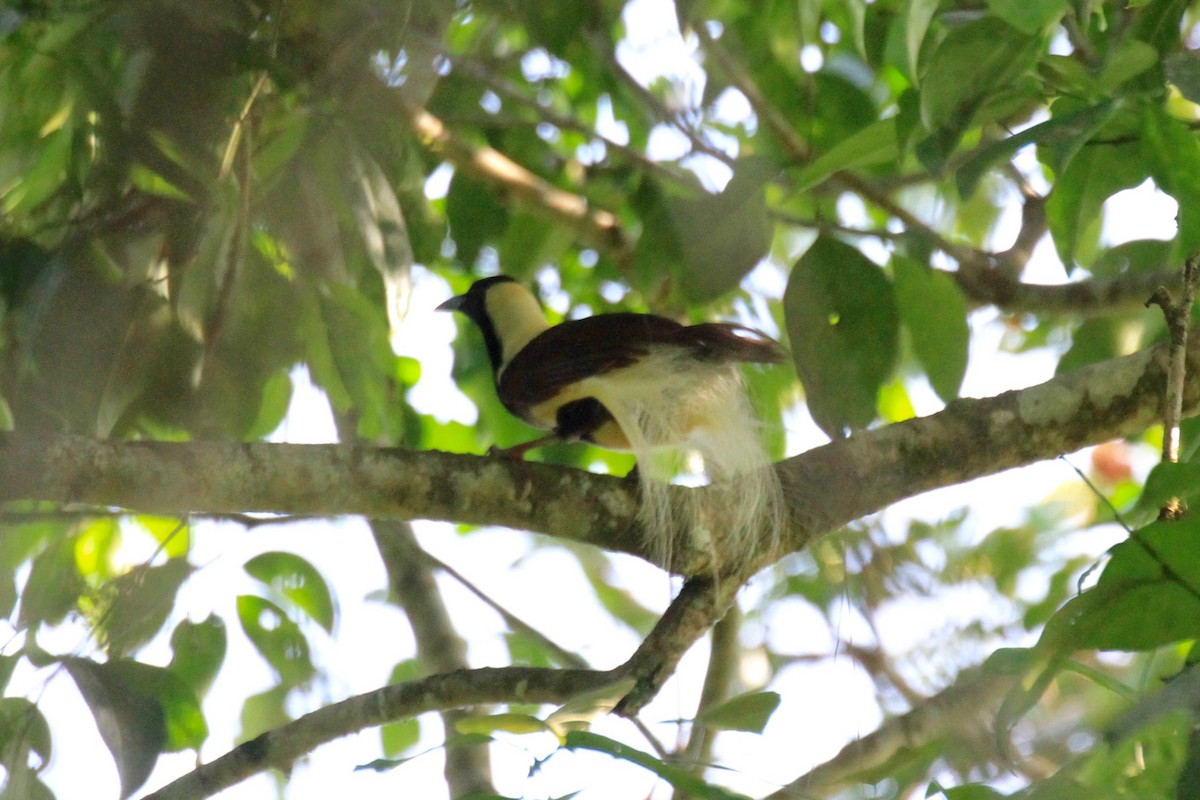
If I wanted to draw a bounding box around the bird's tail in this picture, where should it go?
[590,352,784,575]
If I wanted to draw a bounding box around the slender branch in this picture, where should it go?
[142,666,619,800]
[675,604,740,784]
[419,547,587,669]
[403,105,632,263]
[693,23,810,164]
[334,396,495,795]
[616,576,740,716]
[371,518,495,795]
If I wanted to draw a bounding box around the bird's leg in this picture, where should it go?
[487,434,561,501]
[487,433,560,461]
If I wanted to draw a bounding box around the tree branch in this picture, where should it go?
[1,331,1195,573]
[143,666,619,800]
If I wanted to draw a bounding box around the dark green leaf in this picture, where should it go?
[785,236,899,437]
[1056,316,1147,375]
[236,595,315,686]
[956,101,1117,198]
[103,559,195,658]
[891,256,968,401]
[0,697,52,769]
[18,537,85,629]
[446,172,508,267]
[695,691,781,734]
[919,17,1039,131]
[244,551,336,633]
[672,159,776,303]
[62,657,167,797]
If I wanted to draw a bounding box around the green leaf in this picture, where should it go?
[674,159,777,303]
[0,697,52,769]
[18,537,86,629]
[919,17,1039,131]
[240,684,291,741]
[244,551,336,633]
[1138,462,1200,515]
[167,615,227,697]
[986,0,1067,35]
[784,236,899,437]
[446,171,508,267]
[1056,316,1148,376]
[695,691,781,734]
[904,0,939,82]
[1035,518,1200,653]
[128,163,193,201]
[63,658,173,797]
[1141,105,1200,259]
[794,118,899,190]
[244,369,294,441]
[891,256,969,402]
[564,731,750,800]
[236,595,315,686]
[955,100,1117,198]
[1095,39,1160,95]
[133,515,190,560]
[102,559,195,658]
[1044,141,1145,270]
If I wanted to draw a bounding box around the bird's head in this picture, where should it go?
[438,275,550,373]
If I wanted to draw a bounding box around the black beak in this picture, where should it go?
[436,294,466,312]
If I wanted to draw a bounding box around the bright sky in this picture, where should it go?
[6,1,1185,799]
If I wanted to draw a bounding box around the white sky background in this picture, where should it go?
[6,1,1187,798]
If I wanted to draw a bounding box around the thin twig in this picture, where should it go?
[1145,254,1200,518]
[417,548,588,669]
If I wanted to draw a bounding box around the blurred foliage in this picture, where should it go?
[2,0,1200,798]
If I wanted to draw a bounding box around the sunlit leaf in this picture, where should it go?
[244,551,336,633]
[236,595,316,686]
[168,615,228,697]
[695,691,781,734]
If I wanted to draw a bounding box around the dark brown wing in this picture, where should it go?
[497,313,673,414]
[496,312,783,417]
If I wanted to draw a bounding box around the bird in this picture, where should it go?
[438,274,786,573]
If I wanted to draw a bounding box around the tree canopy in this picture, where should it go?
[4,0,1200,798]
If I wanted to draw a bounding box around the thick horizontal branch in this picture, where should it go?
[144,666,617,800]
[0,436,647,557]
[782,331,1187,538]
[0,333,1193,574]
